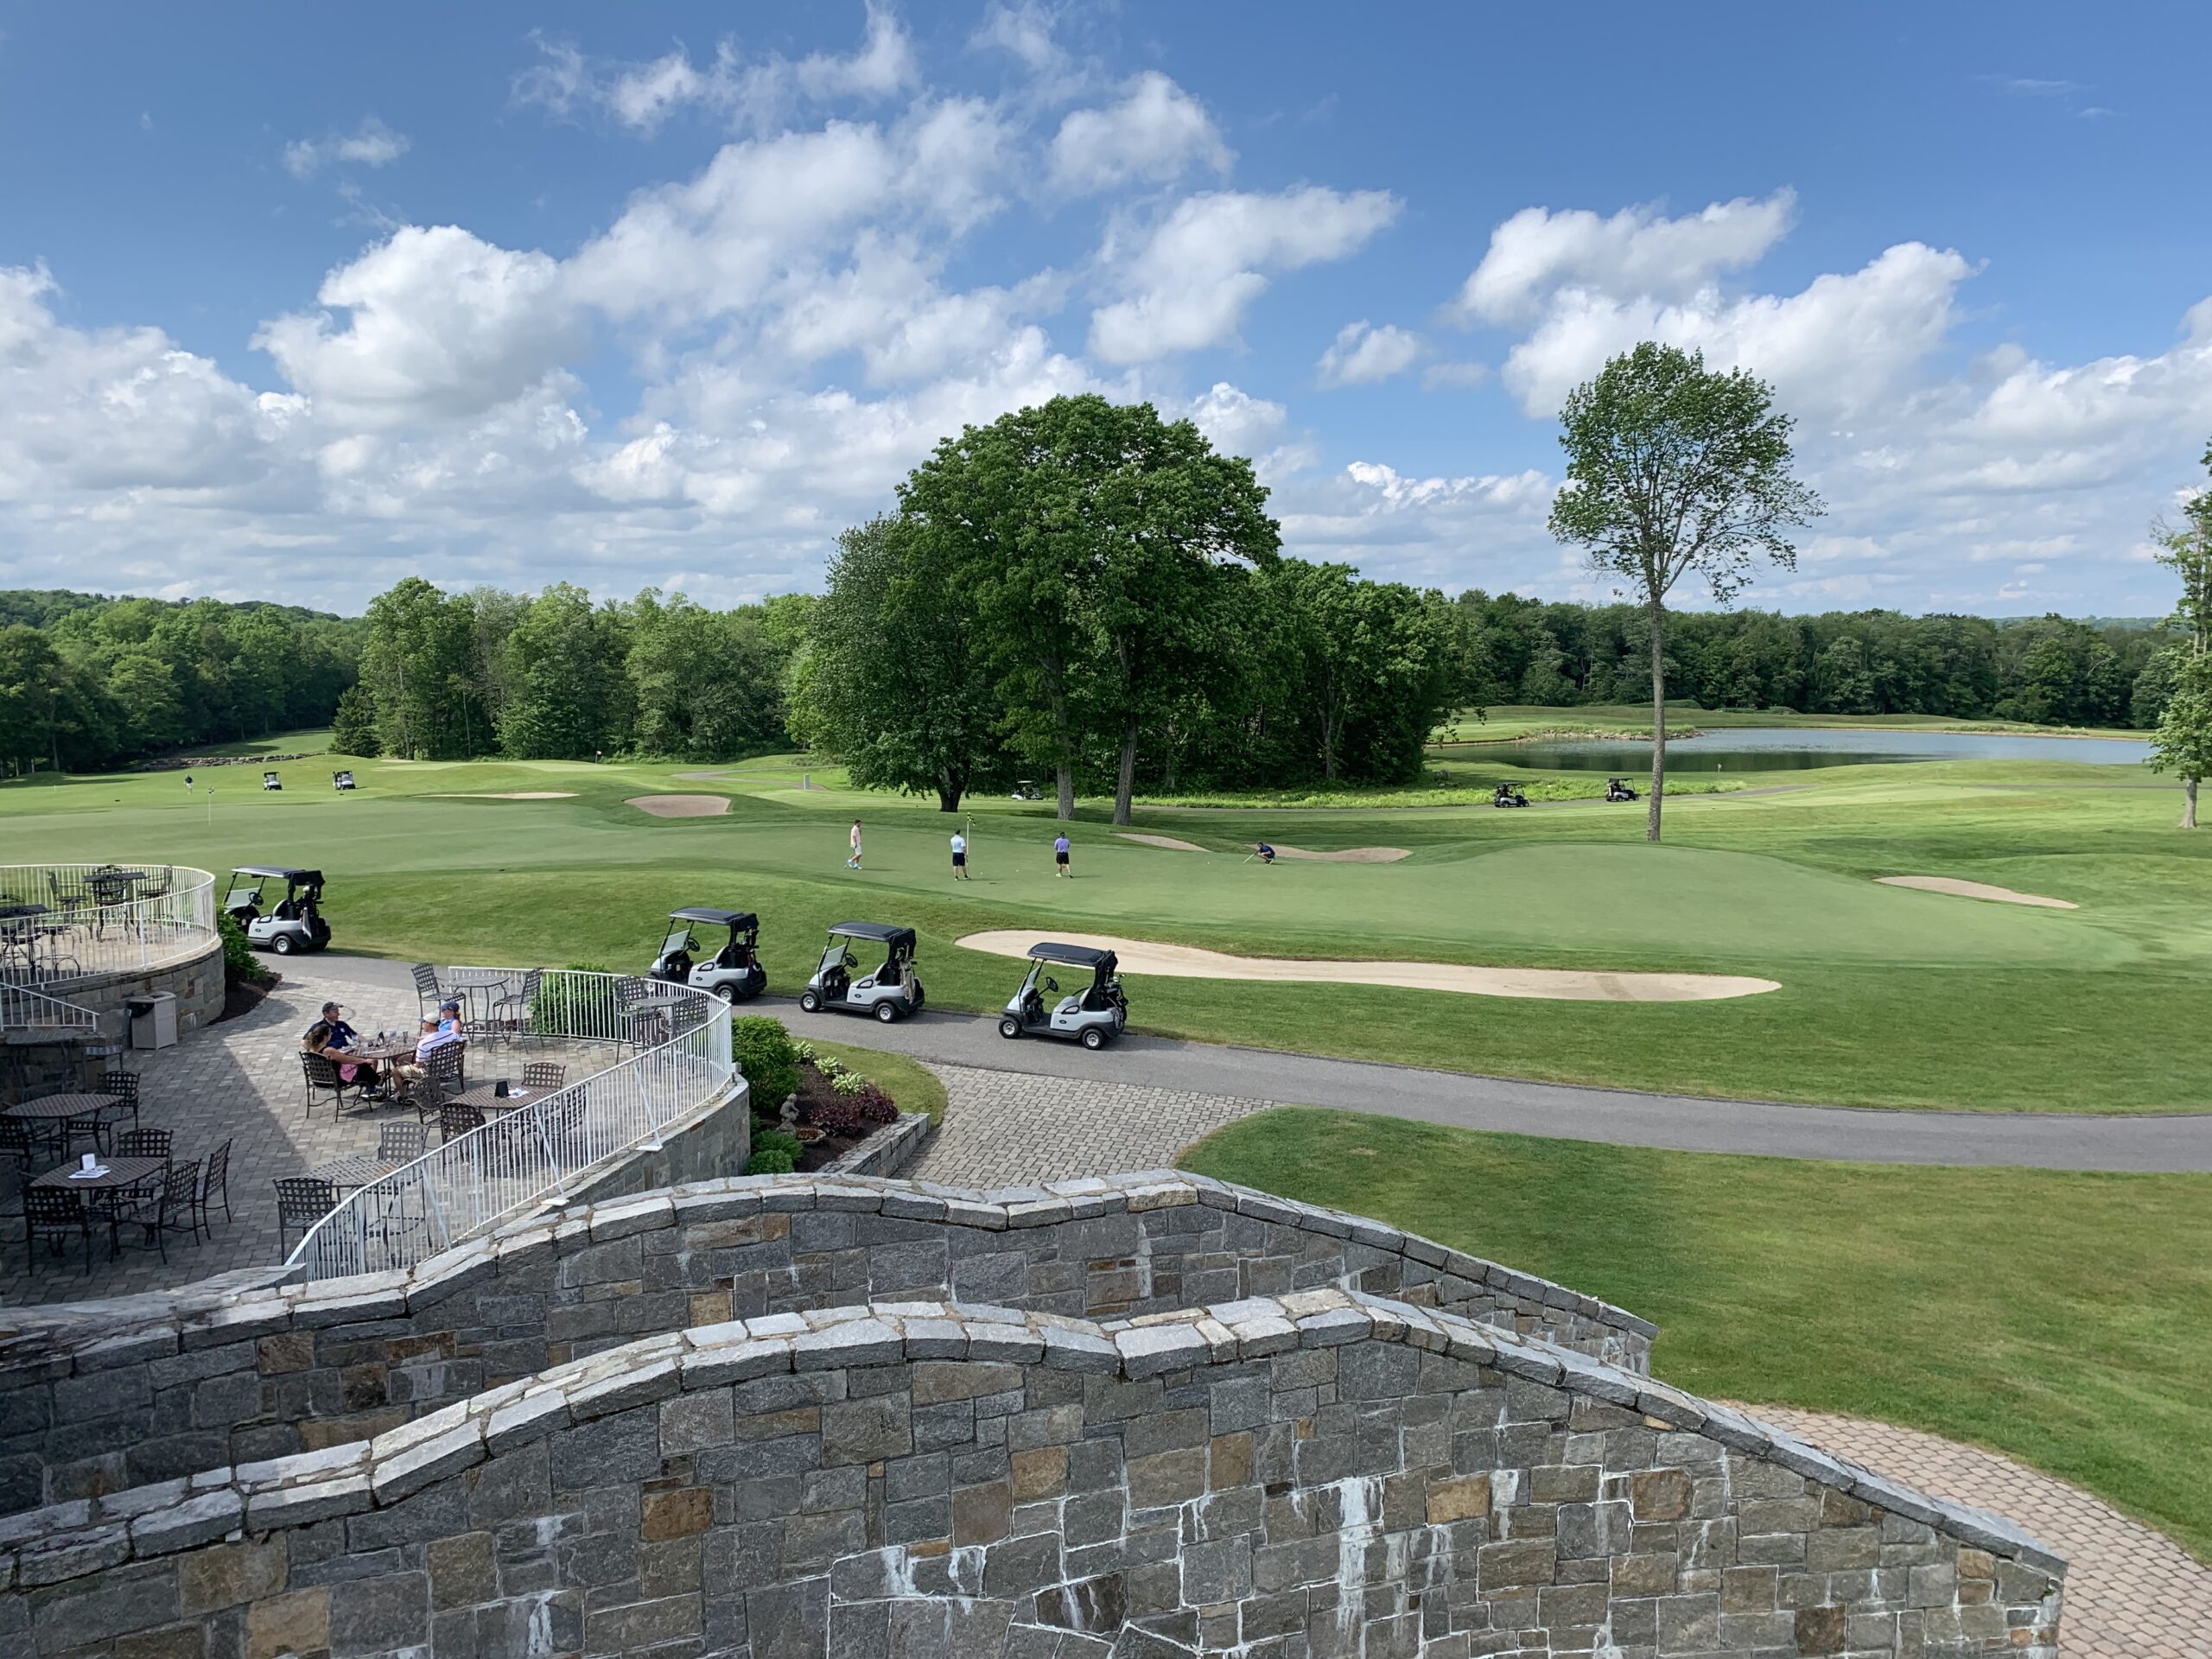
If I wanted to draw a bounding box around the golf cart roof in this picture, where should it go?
[669,906,757,929]
[232,866,321,883]
[827,921,916,949]
[1026,941,1117,969]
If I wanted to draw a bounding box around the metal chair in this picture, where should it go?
[410,963,446,1019]
[437,1102,485,1145]
[118,1160,201,1260]
[22,1187,92,1276]
[521,1061,566,1092]
[489,969,543,1041]
[0,1119,36,1176]
[194,1140,232,1234]
[112,1128,173,1164]
[423,1042,465,1098]
[302,1053,358,1116]
[98,1071,142,1134]
[273,1176,338,1255]
[378,1122,425,1165]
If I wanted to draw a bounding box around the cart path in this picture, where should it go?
[315,958,2212,1170]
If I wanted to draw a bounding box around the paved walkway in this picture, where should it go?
[1751,1407,2212,1659]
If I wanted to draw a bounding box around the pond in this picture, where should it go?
[1500,726,2152,772]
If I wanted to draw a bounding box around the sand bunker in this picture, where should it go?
[1269,844,1412,863]
[626,794,733,818]
[431,791,577,800]
[1876,876,2077,910]
[1118,833,1207,852]
[956,930,1778,1003]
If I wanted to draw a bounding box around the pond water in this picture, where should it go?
[1502,726,2152,772]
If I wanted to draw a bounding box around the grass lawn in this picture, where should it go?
[1180,1107,2212,1561]
[3,727,2207,1111]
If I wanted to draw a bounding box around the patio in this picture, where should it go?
[0,957,610,1306]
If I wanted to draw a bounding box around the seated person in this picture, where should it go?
[302,1001,382,1098]
[402,1005,467,1077]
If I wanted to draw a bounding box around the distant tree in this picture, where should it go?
[1548,343,1822,839]
[2147,443,2212,827]
[498,583,628,760]
[329,684,379,757]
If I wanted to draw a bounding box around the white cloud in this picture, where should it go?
[281,117,410,180]
[1452,190,1796,325]
[252,226,582,428]
[1317,320,1421,387]
[1048,72,1230,194]
[1090,186,1401,363]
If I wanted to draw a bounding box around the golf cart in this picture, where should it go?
[1605,777,1639,802]
[333,770,357,792]
[262,771,283,791]
[998,942,1128,1050]
[1492,782,1529,809]
[650,906,767,1001]
[798,922,924,1023]
[223,866,330,955]
[1010,779,1043,801]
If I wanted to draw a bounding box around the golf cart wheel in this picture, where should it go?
[798,990,821,1014]
[999,1017,1021,1039]
[874,1000,899,1024]
[1079,1025,1106,1051]
[272,935,296,956]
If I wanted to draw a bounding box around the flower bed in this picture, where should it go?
[738,1020,906,1175]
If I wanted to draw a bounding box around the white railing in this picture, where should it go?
[283,969,740,1282]
[0,864,218,986]
[0,982,99,1035]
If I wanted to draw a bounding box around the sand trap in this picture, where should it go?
[1876,876,2077,910]
[1118,833,1207,852]
[430,791,578,800]
[1270,844,1412,864]
[956,929,1778,1003]
[626,794,732,818]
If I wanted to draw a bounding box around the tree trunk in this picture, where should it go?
[1114,715,1138,826]
[1647,602,1666,842]
[2185,776,2199,830]
[937,773,962,814]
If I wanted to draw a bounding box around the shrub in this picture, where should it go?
[217,912,273,986]
[831,1070,870,1096]
[733,1015,800,1107]
[744,1148,796,1176]
[753,1128,803,1160]
[806,1099,865,1140]
[857,1086,898,1126]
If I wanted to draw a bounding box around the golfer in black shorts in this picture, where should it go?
[1053,832,1071,876]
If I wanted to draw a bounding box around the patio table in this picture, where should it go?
[305,1154,402,1192]
[450,1083,542,1116]
[31,1154,169,1259]
[445,969,520,1033]
[4,1093,124,1158]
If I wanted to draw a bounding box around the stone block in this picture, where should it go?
[178,1537,286,1616]
[245,1587,328,1659]
[326,1570,428,1656]
[642,1486,714,1541]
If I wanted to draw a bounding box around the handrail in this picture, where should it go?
[283,969,739,1282]
[0,982,99,1034]
[0,865,218,987]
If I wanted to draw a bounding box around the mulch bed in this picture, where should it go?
[772,1059,901,1171]
[219,972,280,1025]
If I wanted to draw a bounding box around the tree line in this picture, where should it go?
[0,592,359,776]
[335,578,811,763]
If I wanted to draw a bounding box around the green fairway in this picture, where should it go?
[4,728,2209,1112]
[1182,1108,2212,1561]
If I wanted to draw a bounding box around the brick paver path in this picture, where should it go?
[0,959,601,1307]
[913,1062,2212,1653]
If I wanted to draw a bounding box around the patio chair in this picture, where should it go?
[378,1122,426,1165]
[194,1140,232,1234]
[113,1128,173,1163]
[521,1060,567,1092]
[437,1102,485,1145]
[410,963,446,1018]
[423,1042,465,1099]
[302,1053,358,1117]
[273,1176,338,1255]
[118,1160,201,1261]
[45,874,92,914]
[0,1119,36,1176]
[22,1187,92,1276]
[98,1071,142,1134]
[489,968,543,1041]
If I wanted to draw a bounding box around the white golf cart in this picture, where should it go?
[223,866,331,955]
[650,906,768,1001]
[262,771,283,791]
[998,942,1128,1049]
[798,922,924,1023]
[332,770,357,792]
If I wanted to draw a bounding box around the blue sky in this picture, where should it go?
[2,2,2206,617]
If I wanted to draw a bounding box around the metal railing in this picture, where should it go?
[0,864,217,986]
[0,981,99,1036]
[283,969,740,1282]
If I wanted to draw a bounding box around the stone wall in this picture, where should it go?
[0,1173,1653,1516]
[50,935,226,1045]
[0,1292,2063,1657]
[557,1075,753,1209]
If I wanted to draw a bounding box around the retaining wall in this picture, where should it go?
[0,1292,2063,1657]
[0,1173,1651,1516]
[50,936,226,1046]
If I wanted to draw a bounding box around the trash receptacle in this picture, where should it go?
[128,992,178,1051]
